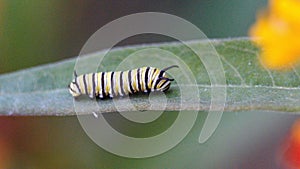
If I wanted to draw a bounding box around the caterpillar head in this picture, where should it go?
[152,65,178,92]
[68,71,81,97]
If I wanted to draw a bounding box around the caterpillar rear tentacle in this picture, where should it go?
[73,70,78,78]
[68,65,178,99]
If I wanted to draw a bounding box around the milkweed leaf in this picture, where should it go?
[0,38,299,115]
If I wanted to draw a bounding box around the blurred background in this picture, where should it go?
[0,0,298,168]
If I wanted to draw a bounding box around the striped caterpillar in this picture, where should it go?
[68,65,178,99]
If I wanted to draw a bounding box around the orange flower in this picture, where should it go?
[280,119,300,169]
[249,0,300,70]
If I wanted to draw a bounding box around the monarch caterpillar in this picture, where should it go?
[68,65,178,99]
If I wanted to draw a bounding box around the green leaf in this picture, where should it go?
[0,38,299,115]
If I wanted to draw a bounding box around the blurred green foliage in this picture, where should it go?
[0,0,267,74]
[1,1,60,73]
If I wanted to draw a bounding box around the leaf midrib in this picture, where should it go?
[1,84,300,96]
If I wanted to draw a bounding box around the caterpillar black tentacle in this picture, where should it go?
[161,65,179,72]
[73,70,78,77]
[159,77,174,81]
[68,65,178,99]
